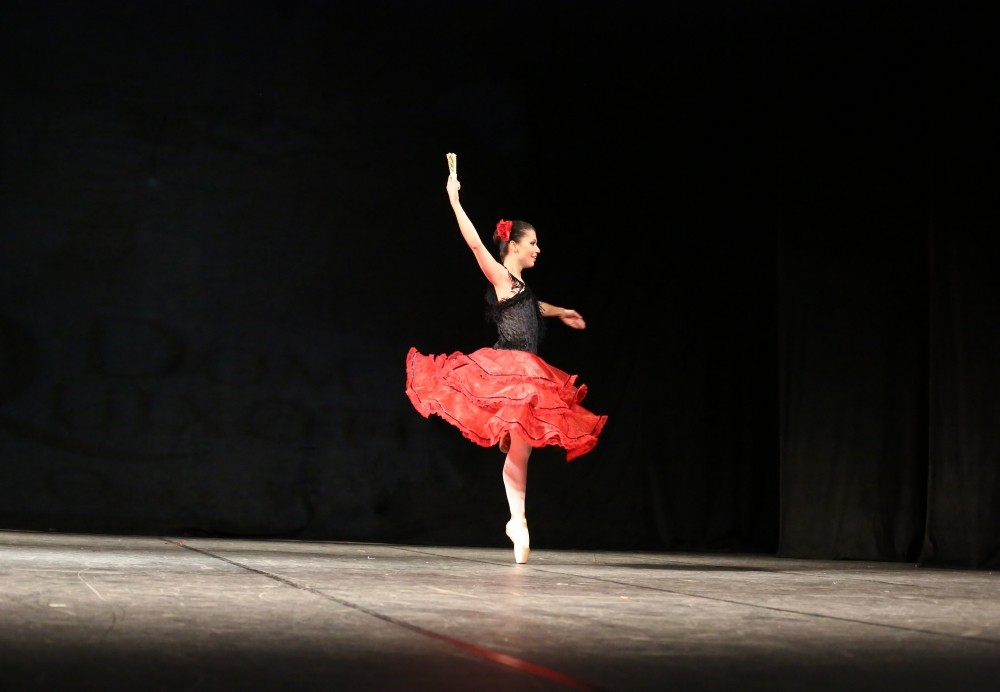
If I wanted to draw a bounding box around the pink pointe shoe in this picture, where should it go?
[505,514,530,564]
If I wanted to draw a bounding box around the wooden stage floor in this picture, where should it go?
[2,530,997,691]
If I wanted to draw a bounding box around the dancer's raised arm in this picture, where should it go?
[446,176,509,290]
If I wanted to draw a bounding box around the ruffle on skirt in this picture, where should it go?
[405,346,607,461]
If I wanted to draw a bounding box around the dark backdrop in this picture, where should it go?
[2,0,996,568]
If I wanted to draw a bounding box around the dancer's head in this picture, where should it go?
[494,219,539,269]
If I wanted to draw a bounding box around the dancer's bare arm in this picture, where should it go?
[447,176,508,290]
[540,301,586,329]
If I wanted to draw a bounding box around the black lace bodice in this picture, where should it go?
[484,271,546,354]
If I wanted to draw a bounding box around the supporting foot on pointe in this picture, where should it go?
[505,514,530,564]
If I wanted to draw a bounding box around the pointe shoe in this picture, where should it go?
[505,515,530,564]
[499,432,511,454]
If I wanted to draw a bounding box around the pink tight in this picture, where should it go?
[501,433,531,518]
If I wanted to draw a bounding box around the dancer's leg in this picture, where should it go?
[502,440,529,516]
[502,433,532,564]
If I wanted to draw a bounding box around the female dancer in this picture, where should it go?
[405,173,607,564]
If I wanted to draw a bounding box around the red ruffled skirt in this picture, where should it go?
[405,346,607,461]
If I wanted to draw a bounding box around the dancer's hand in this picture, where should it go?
[446,175,460,204]
[560,309,586,330]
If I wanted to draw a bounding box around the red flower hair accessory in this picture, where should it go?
[496,219,512,242]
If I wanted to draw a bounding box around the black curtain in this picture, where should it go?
[771,1,999,567]
[922,104,1000,569]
